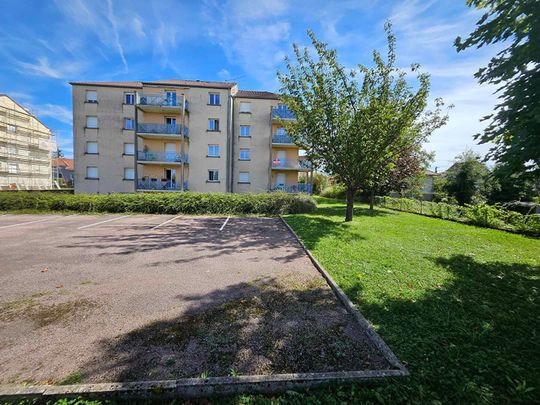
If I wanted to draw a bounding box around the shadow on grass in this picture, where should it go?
[78,277,390,382]
[339,254,540,404]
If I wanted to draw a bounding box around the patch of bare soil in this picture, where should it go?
[80,274,390,382]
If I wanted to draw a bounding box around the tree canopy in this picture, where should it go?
[456,0,540,181]
[278,22,448,221]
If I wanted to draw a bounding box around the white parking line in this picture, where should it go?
[219,216,231,231]
[77,215,131,230]
[152,215,182,230]
[0,217,52,229]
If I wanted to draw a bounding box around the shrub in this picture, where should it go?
[0,192,317,216]
[377,196,539,236]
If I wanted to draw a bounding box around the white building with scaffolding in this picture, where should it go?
[0,94,53,190]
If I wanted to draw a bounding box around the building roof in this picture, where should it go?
[235,90,279,100]
[425,170,443,176]
[52,158,74,171]
[70,79,236,90]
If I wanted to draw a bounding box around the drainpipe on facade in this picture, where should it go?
[180,93,186,192]
[226,93,234,193]
[134,91,139,193]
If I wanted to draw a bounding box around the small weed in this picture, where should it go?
[57,371,84,385]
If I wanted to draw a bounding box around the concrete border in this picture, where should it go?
[0,216,408,402]
[279,216,409,373]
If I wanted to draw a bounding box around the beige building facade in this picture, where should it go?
[71,80,311,194]
[0,94,52,190]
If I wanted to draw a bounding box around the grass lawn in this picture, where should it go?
[276,198,539,404]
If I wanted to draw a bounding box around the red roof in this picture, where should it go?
[52,158,74,171]
[235,90,279,100]
[70,79,236,90]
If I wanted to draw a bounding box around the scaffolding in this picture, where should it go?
[0,102,53,190]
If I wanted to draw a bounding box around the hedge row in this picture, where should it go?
[376,196,540,236]
[0,192,317,215]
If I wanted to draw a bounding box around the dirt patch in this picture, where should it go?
[81,275,389,382]
[0,297,96,328]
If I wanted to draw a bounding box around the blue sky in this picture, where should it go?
[0,0,502,170]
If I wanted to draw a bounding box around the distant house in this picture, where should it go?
[422,169,443,201]
[52,158,74,187]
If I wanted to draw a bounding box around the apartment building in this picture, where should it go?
[71,80,312,194]
[0,94,52,190]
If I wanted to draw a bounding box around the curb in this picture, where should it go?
[279,216,409,374]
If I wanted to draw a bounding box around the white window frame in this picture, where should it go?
[86,116,98,129]
[208,93,220,105]
[8,163,18,174]
[7,124,16,133]
[239,102,251,113]
[208,118,220,131]
[208,170,219,182]
[208,144,220,157]
[239,171,250,183]
[86,141,98,155]
[123,143,134,156]
[239,148,250,160]
[124,117,135,130]
[124,93,135,105]
[124,168,135,180]
[240,125,250,137]
[86,90,98,103]
[86,166,99,179]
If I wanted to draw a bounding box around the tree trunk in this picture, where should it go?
[345,187,356,222]
[369,189,375,210]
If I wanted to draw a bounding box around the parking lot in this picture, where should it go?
[0,213,391,384]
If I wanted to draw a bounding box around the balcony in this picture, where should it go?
[272,183,312,193]
[271,158,312,171]
[272,105,295,121]
[136,123,189,140]
[272,133,296,145]
[137,151,188,164]
[137,94,189,113]
[137,179,189,191]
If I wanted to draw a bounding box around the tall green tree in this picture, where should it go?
[456,0,540,180]
[278,23,448,221]
[444,149,493,205]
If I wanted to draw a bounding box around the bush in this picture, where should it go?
[0,192,317,216]
[376,196,540,236]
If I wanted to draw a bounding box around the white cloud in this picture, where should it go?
[18,57,83,79]
[133,16,146,38]
[106,0,128,72]
[26,103,72,125]
[217,69,232,81]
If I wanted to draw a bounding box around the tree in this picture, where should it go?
[52,149,64,158]
[488,162,537,203]
[455,0,540,181]
[278,23,448,221]
[444,150,492,205]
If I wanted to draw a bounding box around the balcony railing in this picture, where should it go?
[272,105,295,120]
[272,183,312,193]
[137,151,188,163]
[137,123,189,136]
[138,94,189,110]
[137,180,188,191]
[271,158,312,170]
[272,133,294,144]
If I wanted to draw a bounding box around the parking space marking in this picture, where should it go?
[219,216,231,231]
[0,217,52,229]
[77,215,131,230]
[152,215,182,230]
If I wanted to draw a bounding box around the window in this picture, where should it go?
[86,141,98,154]
[7,124,16,133]
[166,117,177,125]
[86,116,98,128]
[86,90,98,103]
[208,170,219,182]
[239,102,251,113]
[209,93,220,105]
[8,163,18,174]
[123,143,134,155]
[239,148,250,160]
[124,118,135,130]
[86,166,99,179]
[239,172,250,183]
[208,118,220,131]
[124,93,135,105]
[276,127,286,136]
[208,144,220,157]
[124,168,134,180]
[240,125,250,137]
[8,145,17,155]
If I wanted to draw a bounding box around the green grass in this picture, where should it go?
[276,198,539,404]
